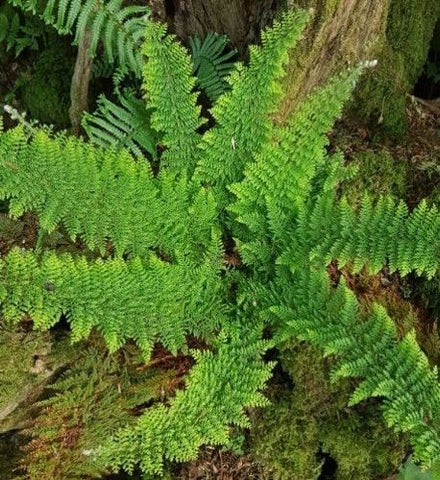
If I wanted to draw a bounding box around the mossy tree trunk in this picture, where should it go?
[276,0,392,122]
[353,0,440,135]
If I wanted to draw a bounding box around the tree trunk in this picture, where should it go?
[69,29,94,136]
[150,0,283,54]
[276,0,391,123]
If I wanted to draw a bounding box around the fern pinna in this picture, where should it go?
[0,8,439,475]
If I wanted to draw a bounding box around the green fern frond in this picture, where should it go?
[0,127,216,258]
[307,195,440,278]
[142,20,204,175]
[189,32,237,103]
[193,8,309,208]
[82,91,159,159]
[0,247,225,357]
[10,0,149,75]
[272,270,440,467]
[100,325,273,475]
[229,68,360,271]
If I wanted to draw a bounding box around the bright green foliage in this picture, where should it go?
[229,69,360,271]
[142,21,204,175]
[9,0,149,75]
[84,31,236,163]
[189,33,237,103]
[271,270,440,467]
[82,91,159,159]
[304,196,440,277]
[18,344,176,480]
[0,247,224,357]
[0,9,439,476]
[101,326,273,475]
[193,9,309,207]
[0,126,218,258]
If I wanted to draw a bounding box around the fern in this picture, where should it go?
[83,32,236,159]
[228,60,440,466]
[0,8,440,476]
[8,0,149,75]
[189,32,237,103]
[0,247,225,357]
[142,20,204,175]
[100,324,273,475]
[0,2,45,56]
[193,8,309,208]
[270,270,440,467]
[305,195,440,278]
[82,91,159,159]
[0,126,217,258]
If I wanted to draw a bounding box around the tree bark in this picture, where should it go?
[150,0,283,54]
[69,29,94,136]
[276,0,391,123]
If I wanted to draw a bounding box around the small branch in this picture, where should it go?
[407,94,440,115]
[69,29,94,136]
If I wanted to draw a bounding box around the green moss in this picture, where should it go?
[251,396,322,480]
[321,413,408,480]
[341,149,407,204]
[250,343,408,480]
[354,0,440,136]
[19,41,74,127]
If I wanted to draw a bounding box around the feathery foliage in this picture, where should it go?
[0,126,218,258]
[271,270,440,466]
[82,91,159,159]
[142,21,204,175]
[83,31,236,160]
[0,248,225,357]
[189,33,237,103]
[8,0,149,75]
[100,325,273,475]
[0,8,439,476]
[193,8,309,207]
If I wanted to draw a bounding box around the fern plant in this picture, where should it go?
[0,2,45,57]
[82,33,236,157]
[8,0,149,76]
[189,32,237,103]
[0,8,440,477]
[81,91,159,158]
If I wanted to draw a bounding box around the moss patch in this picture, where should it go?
[250,343,407,480]
[18,40,75,127]
[353,0,440,136]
